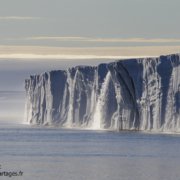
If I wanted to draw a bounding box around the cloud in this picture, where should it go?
[0,16,41,21]
[87,38,180,43]
[0,45,179,60]
[26,36,180,43]
[0,54,152,60]
[26,36,85,41]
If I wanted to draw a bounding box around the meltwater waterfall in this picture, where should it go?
[25,54,180,132]
[92,72,112,130]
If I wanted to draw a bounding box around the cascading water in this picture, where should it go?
[92,72,112,129]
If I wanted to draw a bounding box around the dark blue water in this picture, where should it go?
[0,124,180,180]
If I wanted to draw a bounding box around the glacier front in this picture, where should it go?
[25,54,180,132]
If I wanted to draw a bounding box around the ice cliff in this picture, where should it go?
[25,54,180,132]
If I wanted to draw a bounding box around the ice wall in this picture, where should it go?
[25,54,180,132]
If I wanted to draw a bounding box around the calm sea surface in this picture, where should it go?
[0,124,180,180]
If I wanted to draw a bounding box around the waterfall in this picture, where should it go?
[92,72,112,129]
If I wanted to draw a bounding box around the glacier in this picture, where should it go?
[25,54,180,132]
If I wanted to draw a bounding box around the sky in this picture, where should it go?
[0,0,180,91]
[0,0,179,121]
[0,0,179,58]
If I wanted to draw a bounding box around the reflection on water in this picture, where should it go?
[0,124,180,180]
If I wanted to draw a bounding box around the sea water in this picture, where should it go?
[0,124,180,180]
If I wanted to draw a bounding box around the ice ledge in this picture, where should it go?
[25,53,180,133]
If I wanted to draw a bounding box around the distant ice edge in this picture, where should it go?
[25,54,180,133]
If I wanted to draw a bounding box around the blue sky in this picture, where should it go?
[0,0,179,57]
